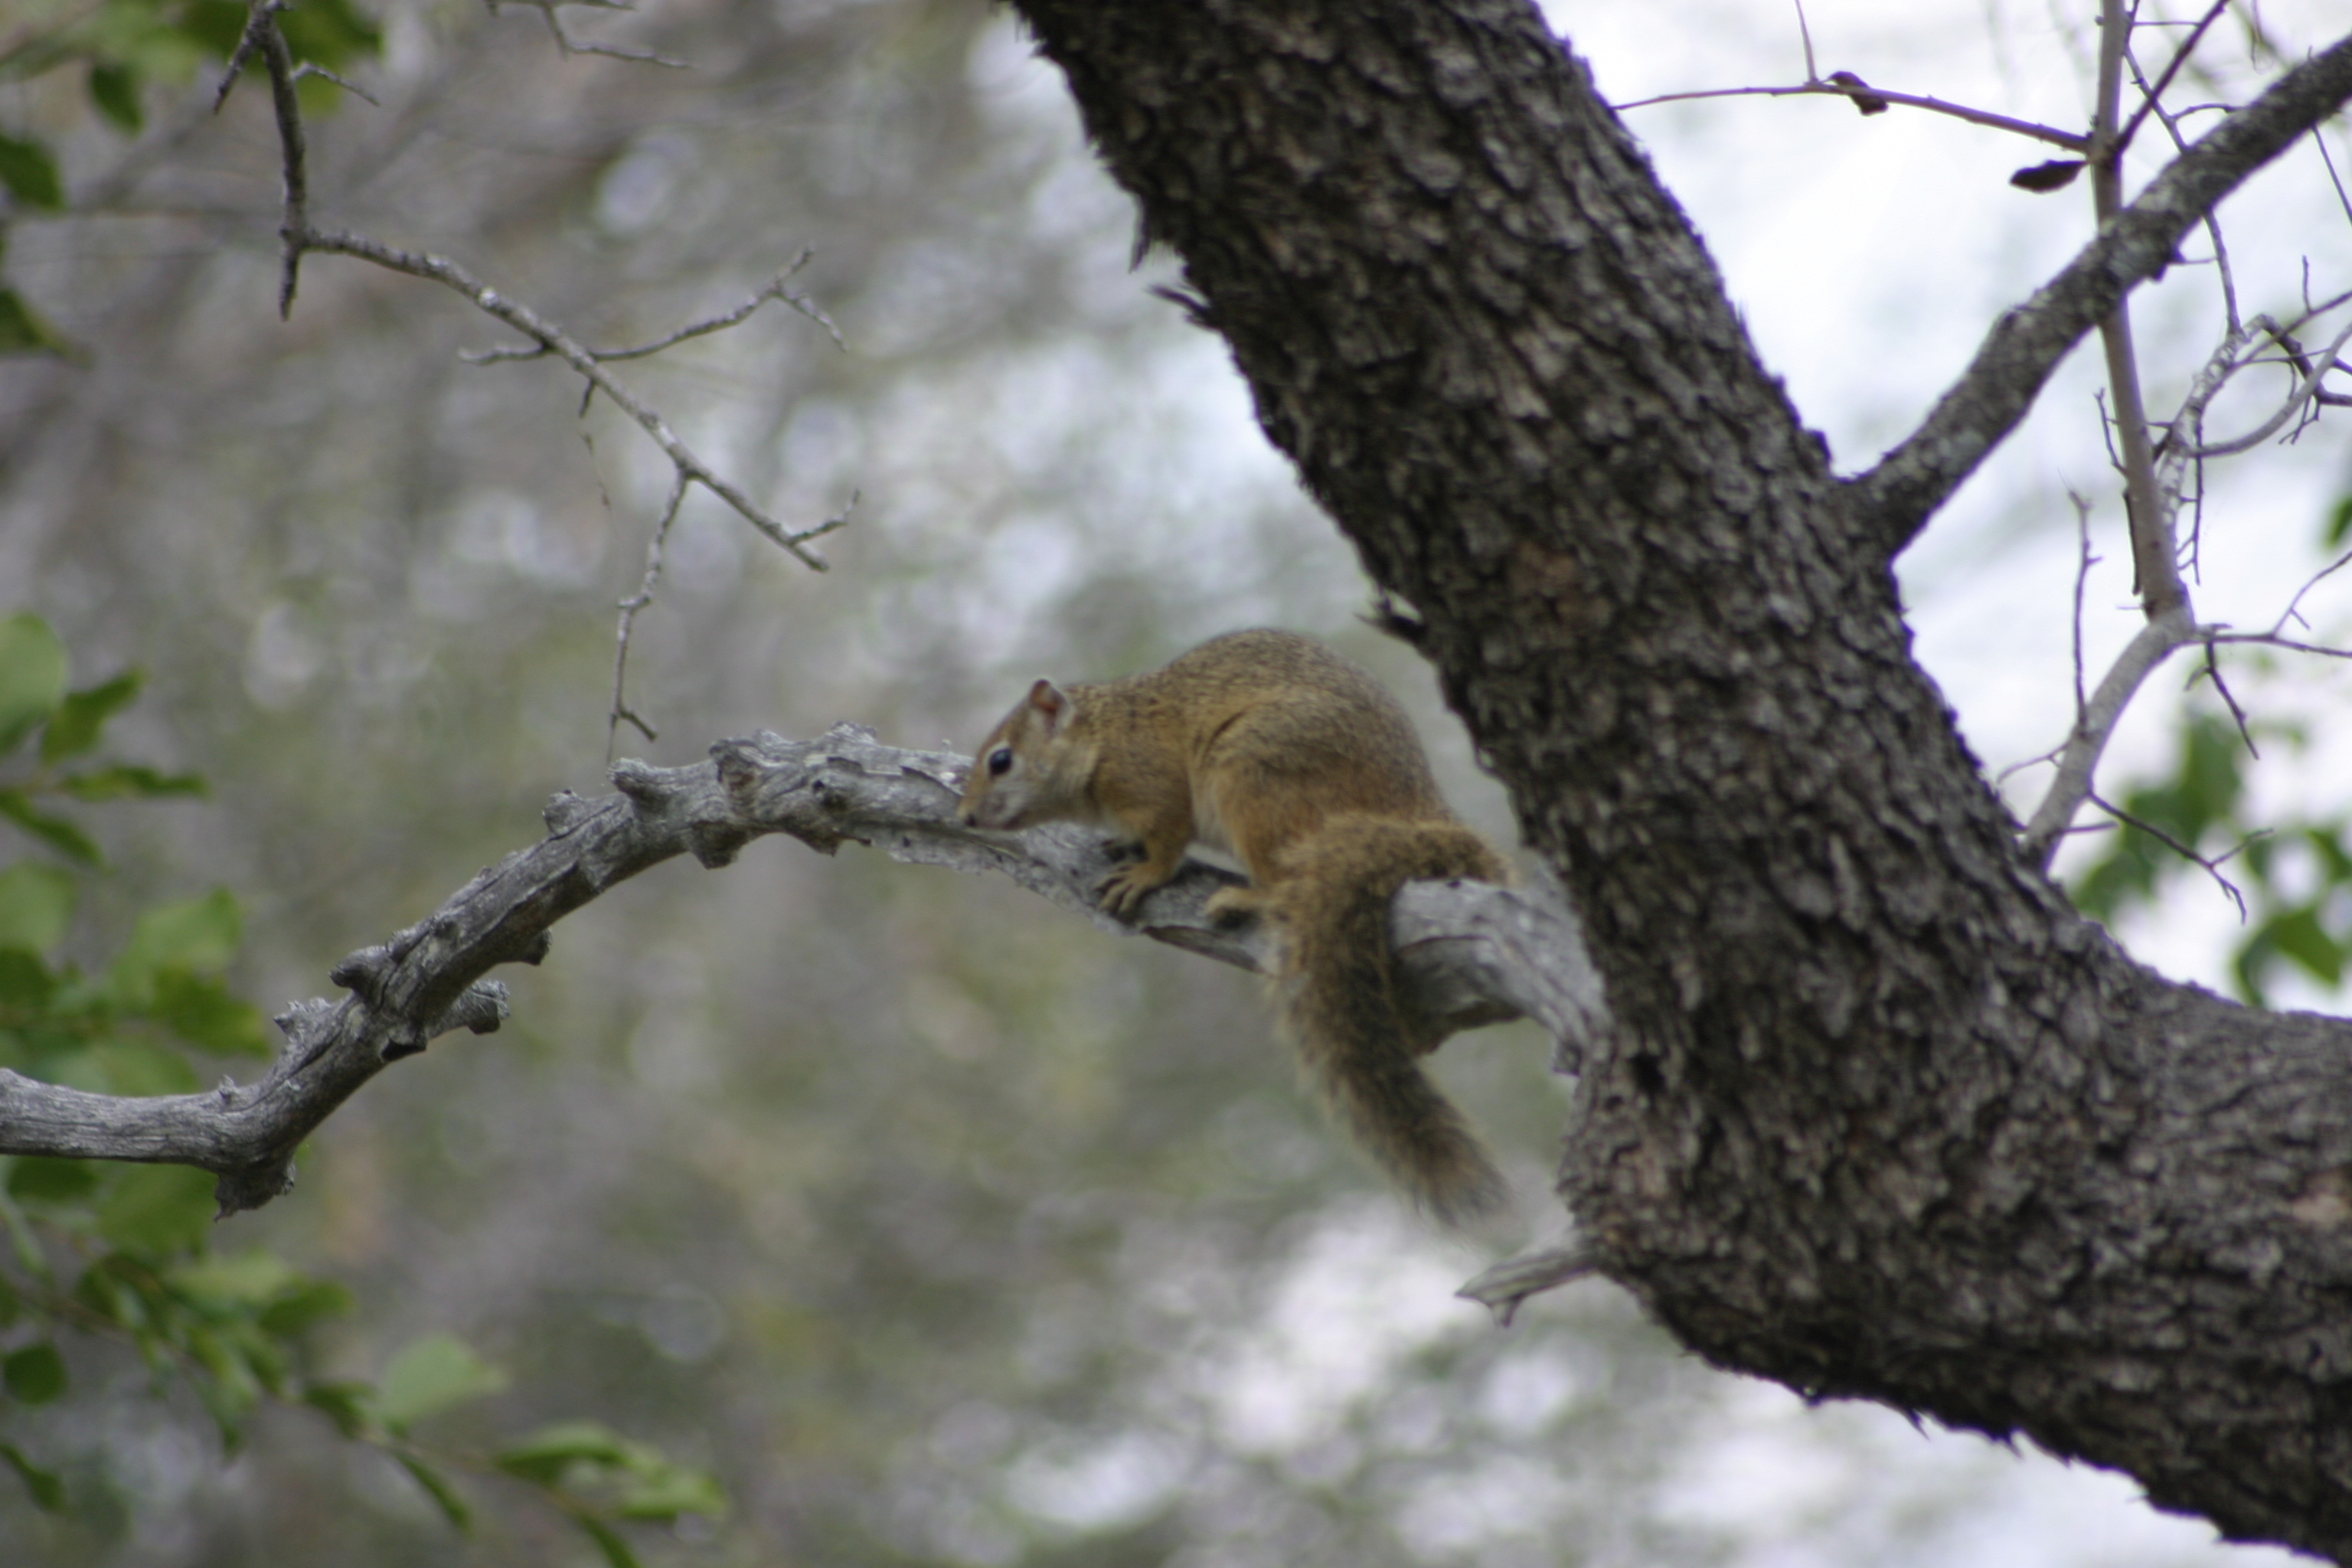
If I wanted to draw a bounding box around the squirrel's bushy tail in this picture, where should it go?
[1266,815,1510,1225]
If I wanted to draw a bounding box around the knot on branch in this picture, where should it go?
[273,996,337,1045]
[328,945,395,1004]
[612,757,669,808]
[543,789,599,835]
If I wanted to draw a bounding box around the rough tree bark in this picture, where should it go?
[1009,0,2352,1558]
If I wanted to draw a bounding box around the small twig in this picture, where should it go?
[2070,490,2097,716]
[291,63,381,107]
[2183,314,2352,457]
[2123,38,2239,332]
[2316,124,2352,230]
[2269,543,2352,637]
[1612,80,2089,153]
[214,2,311,317]
[2020,608,2201,870]
[2191,639,2259,760]
[1792,0,1818,83]
[2089,0,2183,623]
[610,469,688,762]
[505,0,690,68]
[2114,0,2232,158]
[2087,790,2252,921]
[300,230,846,569]
[1457,1236,1603,1328]
[462,250,842,366]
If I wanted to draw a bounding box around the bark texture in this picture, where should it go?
[1010,0,2352,1556]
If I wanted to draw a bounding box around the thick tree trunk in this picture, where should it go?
[1011,0,2352,1556]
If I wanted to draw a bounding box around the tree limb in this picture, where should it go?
[1849,28,2352,556]
[0,727,1601,1215]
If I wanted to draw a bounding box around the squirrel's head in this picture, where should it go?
[957,678,1072,830]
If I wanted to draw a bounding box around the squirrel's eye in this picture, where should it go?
[988,747,1014,776]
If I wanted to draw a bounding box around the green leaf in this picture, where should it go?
[573,1514,642,1568]
[176,0,248,58]
[0,285,76,360]
[0,792,102,866]
[496,1419,632,1485]
[0,613,68,754]
[256,1278,355,1337]
[2258,904,2344,986]
[2327,495,2352,549]
[109,889,242,1001]
[279,0,383,71]
[614,1463,727,1521]
[394,1453,474,1530]
[0,949,52,1008]
[7,1156,100,1204]
[2,1342,67,1404]
[168,1247,298,1308]
[96,1162,216,1254]
[0,1441,64,1512]
[57,763,207,801]
[149,968,270,1054]
[88,61,144,133]
[40,671,142,764]
[374,1334,509,1431]
[0,862,77,953]
[302,1379,374,1439]
[0,134,64,211]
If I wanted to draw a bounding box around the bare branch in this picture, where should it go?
[2019,607,2200,869]
[2124,38,2239,332]
[609,469,688,761]
[1850,29,2352,556]
[1458,1231,1602,1326]
[2114,0,2232,158]
[502,0,691,68]
[2086,790,2252,921]
[299,230,846,570]
[1613,79,2089,154]
[0,730,1603,1214]
[462,251,842,366]
[2182,312,2352,456]
[2090,0,2184,621]
[290,63,381,107]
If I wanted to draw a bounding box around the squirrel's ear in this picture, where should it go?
[1027,680,1067,727]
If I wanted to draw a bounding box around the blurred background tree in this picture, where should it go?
[0,0,2342,1563]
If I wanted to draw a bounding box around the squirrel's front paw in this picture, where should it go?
[1096,864,1161,919]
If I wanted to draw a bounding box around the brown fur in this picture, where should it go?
[959,630,1511,1221]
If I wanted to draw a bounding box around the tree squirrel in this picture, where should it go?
[957,629,1511,1222]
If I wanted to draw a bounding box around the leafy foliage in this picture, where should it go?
[0,616,722,1560]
